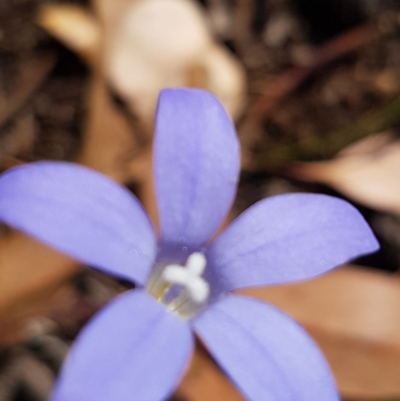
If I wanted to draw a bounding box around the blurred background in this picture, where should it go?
[1,0,400,400]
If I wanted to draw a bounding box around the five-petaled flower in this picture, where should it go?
[0,89,378,401]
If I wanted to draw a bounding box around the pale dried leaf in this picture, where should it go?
[37,5,100,65]
[201,45,247,120]
[103,0,246,121]
[38,0,246,121]
[289,133,400,214]
[93,0,134,33]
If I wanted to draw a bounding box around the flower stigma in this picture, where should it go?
[147,252,210,320]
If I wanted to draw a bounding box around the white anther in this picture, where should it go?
[188,279,209,303]
[186,252,207,275]
[162,265,188,285]
[161,253,209,304]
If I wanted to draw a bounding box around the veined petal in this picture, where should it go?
[0,162,156,285]
[205,193,378,296]
[192,295,340,401]
[154,89,240,259]
[51,289,193,401]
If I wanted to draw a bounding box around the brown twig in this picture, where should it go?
[247,95,400,171]
[249,22,379,117]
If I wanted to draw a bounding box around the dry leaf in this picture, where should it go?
[37,5,100,65]
[0,230,80,345]
[37,0,247,122]
[0,231,78,312]
[78,75,159,226]
[105,0,245,121]
[240,266,400,400]
[175,343,245,401]
[288,132,400,215]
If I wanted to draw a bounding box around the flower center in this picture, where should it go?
[147,252,210,319]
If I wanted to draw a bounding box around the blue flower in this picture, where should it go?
[0,89,378,401]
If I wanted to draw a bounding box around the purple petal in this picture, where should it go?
[205,193,378,296]
[52,289,193,401]
[0,162,156,285]
[192,295,340,401]
[154,89,240,260]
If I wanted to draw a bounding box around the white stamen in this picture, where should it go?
[162,265,188,284]
[188,279,209,303]
[186,252,207,275]
[162,252,209,304]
